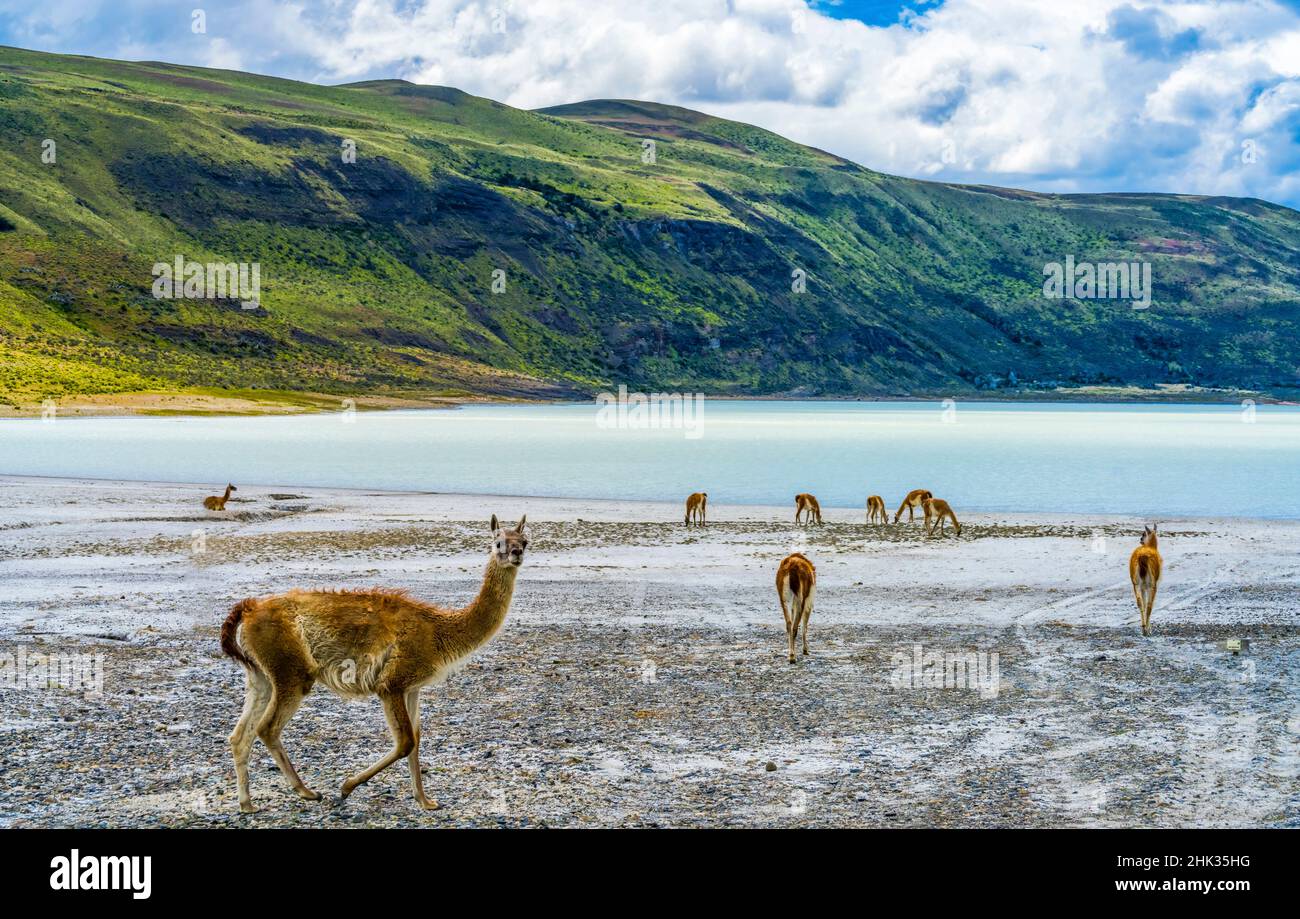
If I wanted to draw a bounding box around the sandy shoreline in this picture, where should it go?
[1,476,1296,827]
[0,390,476,419]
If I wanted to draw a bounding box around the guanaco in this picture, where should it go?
[865,495,887,525]
[922,497,962,536]
[204,484,237,511]
[794,493,823,526]
[685,492,708,527]
[776,552,816,663]
[1129,524,1162,636]
[893,489,933,523]
[221,514,528,813]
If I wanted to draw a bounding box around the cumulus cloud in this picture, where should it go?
[0,0,1297,207]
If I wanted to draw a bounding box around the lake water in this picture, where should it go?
[1,400,1297,518]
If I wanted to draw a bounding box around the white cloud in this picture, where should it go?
[2,0,1298,206]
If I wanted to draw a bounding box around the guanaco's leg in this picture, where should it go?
[257,680,320,801]
[780,585,797,664]
[230,668,273,813]
[341,691,415,800]
[800,598,812,656]
[405,687,439,810]
[787,603,799,664]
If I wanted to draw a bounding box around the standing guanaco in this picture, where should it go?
[685,492,708,527]
[1129,524,1162,636]
[865,495,887,525]
[893,489,932,523]
[794,493,823,526]
[776,552,816,663]
[204,484,237,511]
[922,497,962,536]
[222,514,528,813]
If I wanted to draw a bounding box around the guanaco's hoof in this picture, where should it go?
[298,788,322,801]
[417,797,441,811]
[239,802,258,814]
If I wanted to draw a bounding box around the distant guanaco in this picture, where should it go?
[865,495,887,525]
[776,552,816,663]
[893,489,933,523]
[1129,524,1162,636]
[685,492,708,527]
[221,514,528,813]
[794,493,823,526]
[203,484,237,511]
[922,497,962,536]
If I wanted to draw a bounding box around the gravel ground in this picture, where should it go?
[1,476,1297,827]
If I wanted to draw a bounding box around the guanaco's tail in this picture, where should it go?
[221,599,259,671]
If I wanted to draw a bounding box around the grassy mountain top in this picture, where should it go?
[1,45,1298,411]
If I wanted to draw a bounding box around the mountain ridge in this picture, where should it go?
[1,45,1298,408]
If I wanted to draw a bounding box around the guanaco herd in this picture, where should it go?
[778,488,958,664]
[217,485,1163,813]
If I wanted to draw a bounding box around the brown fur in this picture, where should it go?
[865,495,887,525]
[222,514,527,813]
[685,492,708,527]
[893,489,932,523]
[794,493,823,526]
[220,598,257,670]
[922,497,961,536]
[1129,525,1162,636]
[203,483,236,511]
[776,553,816,663]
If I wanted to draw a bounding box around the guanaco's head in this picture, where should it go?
[490,514,528,567]
[1140,524,1158,548]
[227,484,237,493]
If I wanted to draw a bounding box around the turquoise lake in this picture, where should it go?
[1,400,1297,517]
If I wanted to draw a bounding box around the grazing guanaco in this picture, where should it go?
[893,489,933,523]
[865,495,887,525]
[222,514,528,813]
[922,497,962,536]
[203,484,236,511]
[794,493,823,526]
[685,492,708,527]
[1129,524,1162,636]
[776,552,816,663]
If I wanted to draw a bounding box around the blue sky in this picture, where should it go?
[2,0,1298,208]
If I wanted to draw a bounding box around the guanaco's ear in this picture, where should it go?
[516,514,526,532]
[490,514,500,533]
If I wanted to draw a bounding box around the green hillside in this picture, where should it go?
[2,45,1298,407]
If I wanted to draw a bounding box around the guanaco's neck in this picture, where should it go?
[223,485,233,500]
[456,554,519,649]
